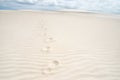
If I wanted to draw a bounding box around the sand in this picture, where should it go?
[0,10,120,80]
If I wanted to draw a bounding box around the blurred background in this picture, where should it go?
[0,0,120,14]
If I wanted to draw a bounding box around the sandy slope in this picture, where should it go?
[0,11,120,80]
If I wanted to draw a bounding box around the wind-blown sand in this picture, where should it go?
[0,11,120,80]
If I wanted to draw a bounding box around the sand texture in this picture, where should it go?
[0,11,120,80]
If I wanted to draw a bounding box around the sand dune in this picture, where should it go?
[0,11,120,80]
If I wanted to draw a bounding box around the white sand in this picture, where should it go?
[0,11,120,80]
